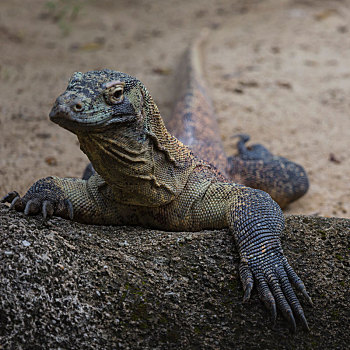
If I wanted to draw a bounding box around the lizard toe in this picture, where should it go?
[239,261,254,302]
[55,199,74,220]
[10,196,20,209]
[283,258,313,306]
[24,199,41,216]
[256,277,277,325]
[1,191,20,204]
[11,196,26,212]
[267,274,296,331]
[42,200,54,219]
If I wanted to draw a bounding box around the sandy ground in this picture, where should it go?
[0,0,349,218]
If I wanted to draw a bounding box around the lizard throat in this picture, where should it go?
[77,130,194,207]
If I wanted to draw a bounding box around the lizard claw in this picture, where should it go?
[1,191,20,204]
[24,199,40,216]
[300,313,310,332]
[284,258,313,306]
[256,276,277,325]
[285,309,297,333]
[2,191,25,211]
[55,199,74,220]
[67,199,74,220]
[10,196,21,209]
[42,200,54,219]
[239,261,254,302]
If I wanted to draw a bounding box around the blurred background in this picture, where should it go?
[0,0,349,218]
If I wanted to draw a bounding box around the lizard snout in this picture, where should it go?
[49,96,85,123]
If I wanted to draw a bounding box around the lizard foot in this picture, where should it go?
[1,179,74,220]
[232,190,312,331]
[239,250,312,332]
[233,134,274,161]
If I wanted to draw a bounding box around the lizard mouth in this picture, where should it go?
[49,107,135,133]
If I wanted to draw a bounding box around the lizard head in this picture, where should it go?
[49,69,190,176]
[49,69,154,134]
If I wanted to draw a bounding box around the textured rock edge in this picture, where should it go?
[0,203,349,349]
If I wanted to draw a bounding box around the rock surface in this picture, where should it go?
[0,204,349,349]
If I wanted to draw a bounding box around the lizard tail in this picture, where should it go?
[166,29,229,176]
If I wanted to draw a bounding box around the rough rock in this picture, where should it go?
[0,204,349,349]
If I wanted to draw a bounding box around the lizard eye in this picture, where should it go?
[73,102,84,112]
[104,82,125,105]
[113,89,123,99]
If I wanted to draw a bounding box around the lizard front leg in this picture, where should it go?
[227,187,312,331]
[1,174,118,225]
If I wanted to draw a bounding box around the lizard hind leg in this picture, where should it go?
[234,134,274,161]
[227,135,309,208]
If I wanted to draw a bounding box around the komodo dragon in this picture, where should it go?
[2,36,311,331]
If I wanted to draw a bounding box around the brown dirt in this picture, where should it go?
[0,0,349,218]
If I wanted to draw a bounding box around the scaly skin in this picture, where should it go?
[2,41,312,331]
[168,35,309,208]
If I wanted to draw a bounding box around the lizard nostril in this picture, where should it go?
[73,102,84,112]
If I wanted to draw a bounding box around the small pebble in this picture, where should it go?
[22,240,31,247]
